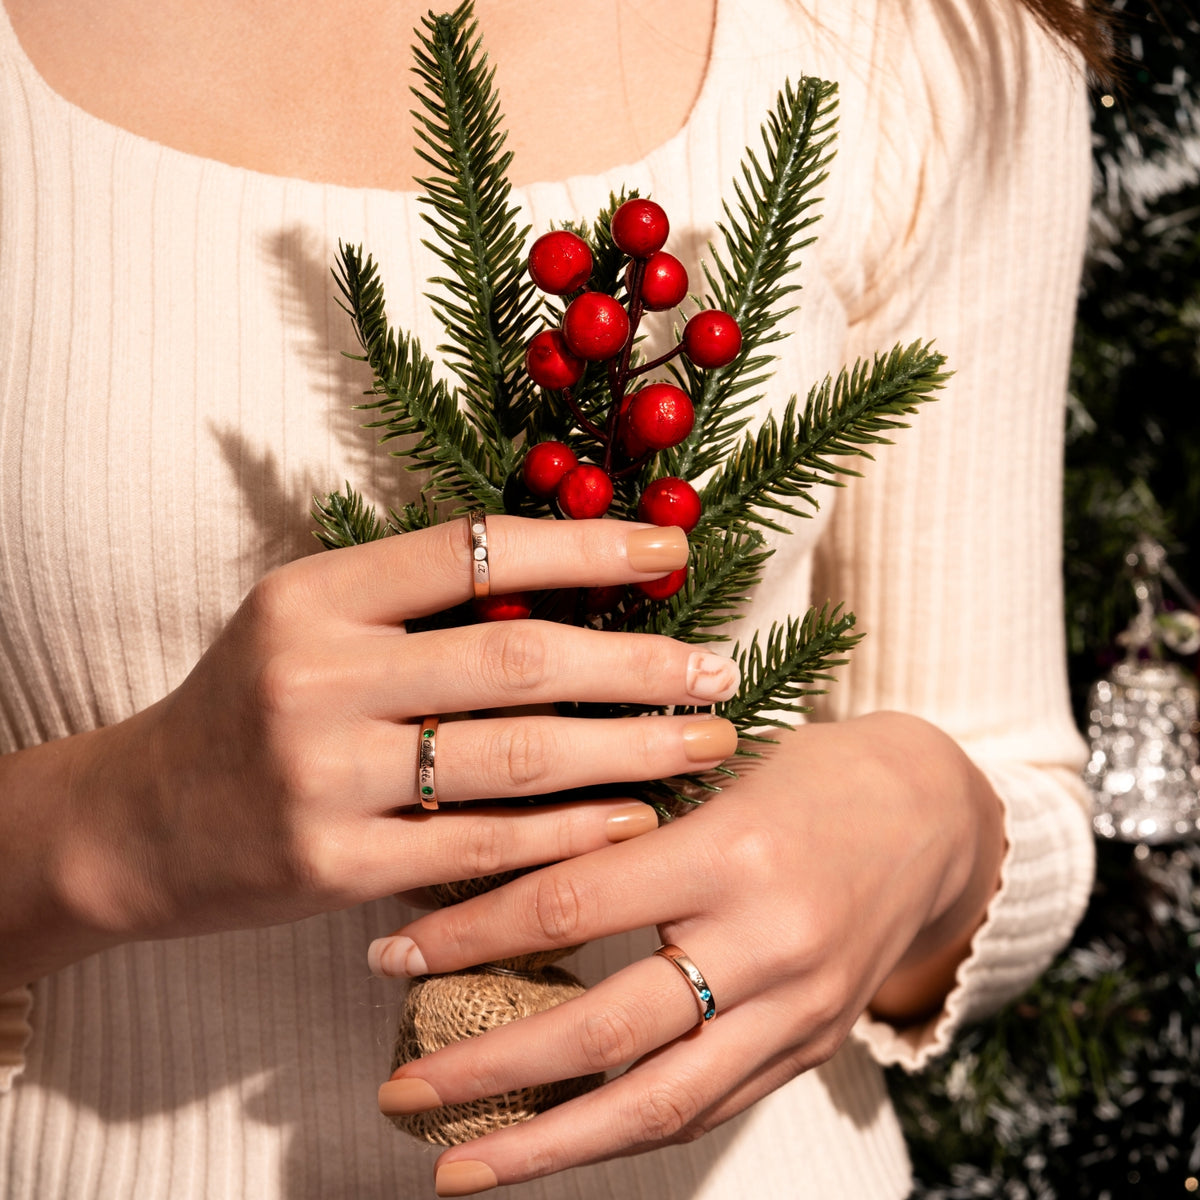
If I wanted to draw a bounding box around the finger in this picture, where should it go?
[282,516,689,625]
[377,951,710,1102]
[380,713,738,811]
[420,1004,809,1192]
[353,798,657,930]
[368,812,719,976]
[342,621,741,717]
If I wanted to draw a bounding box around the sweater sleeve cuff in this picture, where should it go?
[851,760,1095,1071]
[0,985,32,1092]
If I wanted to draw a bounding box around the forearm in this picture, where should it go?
[0,717,156,991]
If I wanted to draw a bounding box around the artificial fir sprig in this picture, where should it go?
[333,244,504,513]
[671,76,838,483]
[695,341,950,536]
[410,3,541,445]
[318,0,945,800]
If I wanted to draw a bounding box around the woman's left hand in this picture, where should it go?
[370,710,1006,1194]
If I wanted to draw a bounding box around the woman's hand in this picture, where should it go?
[0,516,742,990]
[371,711,1007,1195]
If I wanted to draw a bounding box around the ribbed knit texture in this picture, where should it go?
[0,0,1093,1196]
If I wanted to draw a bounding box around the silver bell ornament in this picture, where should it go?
[1084,538,1200,844]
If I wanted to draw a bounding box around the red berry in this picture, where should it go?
[637,477,702,534]
[562,293,631,361]
[635,568,687,600]
[522,441,578,498]
[625,382,695,451]
[473,592,533,621]
[525,329,585,390]
[611,198,670,259]
[527,230,593,295]
[556,464,614,519]
[583,585,624,615]
[683,310,743,369]
[636,251,689,311]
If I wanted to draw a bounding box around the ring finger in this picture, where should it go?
[374,713,739,810]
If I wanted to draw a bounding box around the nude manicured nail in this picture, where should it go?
[367,935,429,978]
[682,717,739,762]
[435,1160,499,1197]
[605,802,659,842]
[686,651,741,702]
[626,526,688,573]
[379,1076,443,1115]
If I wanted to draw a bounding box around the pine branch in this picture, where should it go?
[673,76,839,481]
[720,605,860,737]
[312,485,389,549]
[644,605,861,810]
[333,242,504,511]
[696,340,948,535]
[411,3,540,443]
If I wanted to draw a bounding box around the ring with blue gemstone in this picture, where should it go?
[654,944,717,1026]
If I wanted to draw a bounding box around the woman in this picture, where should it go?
[0,0,1108,1196]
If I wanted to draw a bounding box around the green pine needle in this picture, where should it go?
[411,4,540,442]
[333,241,505,512]
[638,527,774,643]
[696,340,949,535]
[312,484,389,549]
[720,604,861,738]
[673,76,839,482]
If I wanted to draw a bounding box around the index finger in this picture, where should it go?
[295,516,689,624]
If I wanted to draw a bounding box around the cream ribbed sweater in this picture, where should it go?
[0,0,1095,1196]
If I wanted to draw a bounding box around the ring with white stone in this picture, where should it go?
[467,509,490,598]
[654,944,716,1026]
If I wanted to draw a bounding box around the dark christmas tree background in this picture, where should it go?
[889,2,1200,1195]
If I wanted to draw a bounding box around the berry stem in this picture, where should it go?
[560,386,608,443]
[603,259,649,473]
[613,450,656,479]
[626,341,685,379]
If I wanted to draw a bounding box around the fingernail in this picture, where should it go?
[605,802,659,842]
[379,1076,443,1115]
[367,935,429,978]
[436,1160,499,1197]
[686,652,741,702]
[626,526,688,573]
[682,717,739,762]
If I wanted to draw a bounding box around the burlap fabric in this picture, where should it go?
[388,873,605,1145]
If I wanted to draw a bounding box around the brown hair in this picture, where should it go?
[1016,0,1115,80]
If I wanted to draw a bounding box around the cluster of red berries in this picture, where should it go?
[508,198,741,612]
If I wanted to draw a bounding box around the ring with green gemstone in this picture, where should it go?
[417,716,440,810]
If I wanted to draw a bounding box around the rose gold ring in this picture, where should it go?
[417,716,439,810]
[467,510,490,598]
[654,944,716,1026]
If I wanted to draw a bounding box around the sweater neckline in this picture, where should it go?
[0,1,732,199]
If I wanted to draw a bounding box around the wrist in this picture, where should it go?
[851,711,1007,1024]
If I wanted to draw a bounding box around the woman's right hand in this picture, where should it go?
[2,516,739,988]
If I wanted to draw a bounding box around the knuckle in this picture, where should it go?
[633,1085,701,1143]
[531,871,587,942]
[479,622,548,696]
[243,566,301,630]
[578,1005,645,1071]
[631,635,680,695]
[716,825,780,890]
[254,651,318,720]
[491,722,552,791]
[455,818,511,879]
[284,824,346,904]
